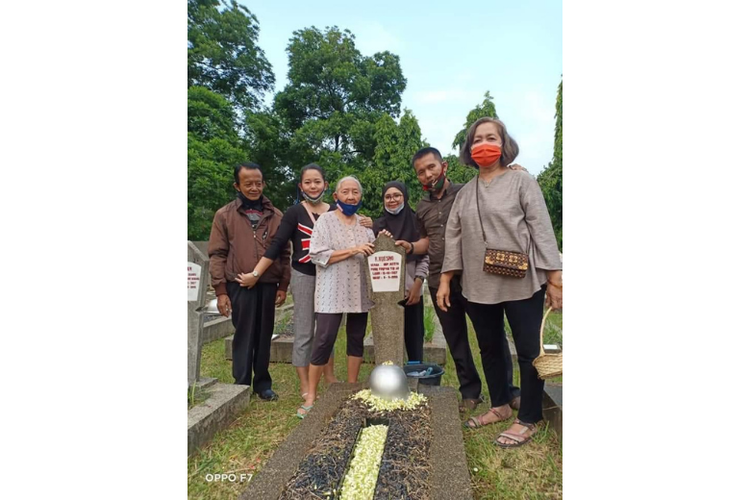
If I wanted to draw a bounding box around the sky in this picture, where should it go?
[242,0,562,175]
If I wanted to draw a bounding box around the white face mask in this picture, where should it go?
[385,202,405,215]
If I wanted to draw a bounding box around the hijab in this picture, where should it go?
[372,181,420,262]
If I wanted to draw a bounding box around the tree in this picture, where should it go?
[273,26,407,170]
[444,153,477,185]
[244,111,297,209]
[188,85,238,141]
[359,110,426,215]
[187,87,245,240]
[188,1,299,239]
[188,136,246,241]
[537,79,563,249]
[452,91,499,150]
[442,91,501,185]
[188,0,275,111]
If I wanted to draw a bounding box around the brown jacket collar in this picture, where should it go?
[232,195,277,218]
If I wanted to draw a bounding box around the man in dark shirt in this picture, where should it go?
[396,147,521,412]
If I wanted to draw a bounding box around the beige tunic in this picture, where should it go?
[441,170,562,304]
[310,211,376,313]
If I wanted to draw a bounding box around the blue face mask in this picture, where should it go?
[385,202,405,215]
[336,199,362,216]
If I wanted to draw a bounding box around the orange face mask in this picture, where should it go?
[471,143,502,167]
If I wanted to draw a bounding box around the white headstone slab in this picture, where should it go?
[368,251,402,293]
[188,262,202,302]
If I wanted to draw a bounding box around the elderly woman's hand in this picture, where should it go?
[351,243,375,256]
[378,229,393,238]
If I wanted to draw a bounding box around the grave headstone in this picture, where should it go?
[364,234,406,367]
[188,241,210,387]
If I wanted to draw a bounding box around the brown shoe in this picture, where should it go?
[464,405,513,429]
[458,394,485,413]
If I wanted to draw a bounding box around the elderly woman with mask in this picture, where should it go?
[437,117,562,448]
[299,176,376,417]
[372,181,430,362]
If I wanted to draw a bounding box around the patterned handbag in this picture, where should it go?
[475,179,530,278]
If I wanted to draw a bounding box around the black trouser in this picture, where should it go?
[227,281,276,392]
[404,296,425,362]
[310,312,368,365]
[430,278,519,401]
[465,286,546,423]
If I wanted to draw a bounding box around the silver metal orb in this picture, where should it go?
[369,364,410,401]
[205,298,220,314]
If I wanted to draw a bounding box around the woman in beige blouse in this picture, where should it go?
[300,176,375,417]
[437,117,563,448]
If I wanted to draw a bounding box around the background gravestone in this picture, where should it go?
[364,234,406,367]
[188,241,210,387]
[188,241,251,456]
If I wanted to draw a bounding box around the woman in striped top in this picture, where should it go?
[246,164,337,415]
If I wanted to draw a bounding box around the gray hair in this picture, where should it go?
[335,175,363,193]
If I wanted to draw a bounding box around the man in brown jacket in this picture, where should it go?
[208,162,291,400]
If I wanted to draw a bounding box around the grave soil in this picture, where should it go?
[279,397,431,499]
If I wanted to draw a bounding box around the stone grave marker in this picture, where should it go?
[364,234,406,367]
[188,241,210,387]
[188,241,251,456]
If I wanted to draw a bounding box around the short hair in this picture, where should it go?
[335,175,363,193]
[234,162,263,184]
[299,163,326,183]
[411,147,443,169]
[459,117,519,168]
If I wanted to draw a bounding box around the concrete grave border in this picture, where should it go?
[188,382,251,456]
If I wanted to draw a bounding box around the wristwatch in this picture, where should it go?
[252,271,259,278]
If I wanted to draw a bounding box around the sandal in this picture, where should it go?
[296,405,313,419]
[458,394,485,413]
[464,405,512,429]
[510,396,521,411]
[300,392,309,400]
[495,419,538,448]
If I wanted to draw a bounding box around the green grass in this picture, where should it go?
[188,385,211,410]
[423,305,436,344]
[189,313,563,499]
[543,310,562,347]
[502,309,562,347]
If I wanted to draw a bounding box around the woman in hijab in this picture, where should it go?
[373,181,430,362]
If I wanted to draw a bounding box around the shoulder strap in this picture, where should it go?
[475,175,532,254]
[475,178,488,247]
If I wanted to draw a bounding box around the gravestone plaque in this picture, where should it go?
[187,262,202,302]
[368,251,402,292]
[365,234,406,367]
[188,241,210,387]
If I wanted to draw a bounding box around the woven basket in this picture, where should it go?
[532,308,562,380]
